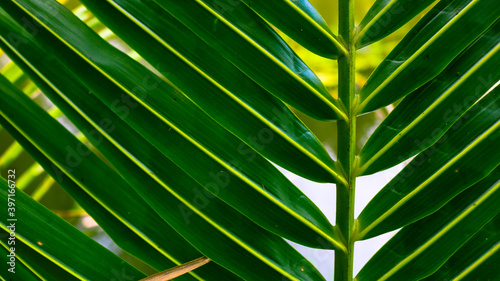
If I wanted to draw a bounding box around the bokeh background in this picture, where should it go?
[0,0,433,279]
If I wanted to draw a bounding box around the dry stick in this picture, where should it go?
[141,256,211,281]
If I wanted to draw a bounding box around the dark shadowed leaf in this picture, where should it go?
[146,0,346,121]
[76,0,342,184]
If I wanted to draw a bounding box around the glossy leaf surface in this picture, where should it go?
[0,242,42,281]
[0,76,227,280]
[0,0,498,280]
[2,237,91,281]
[0,3,343,250]
[148,0,346,120]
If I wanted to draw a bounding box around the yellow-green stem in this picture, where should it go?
[335,0,356,280]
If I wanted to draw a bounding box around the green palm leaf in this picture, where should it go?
[0,62,60,201]
[2,122,233,280]
[0,244,42,281]
[0,75,327,280]
[147,0,346,121]
[74,0,343,184]
[1,241,82,281]
[0,78,233,280]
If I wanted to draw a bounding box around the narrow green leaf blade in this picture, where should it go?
[358,0,500,113]
[0,177,146,280]
[240,0,346,58]
[356,167,500,281]
[358,21,500,175]
[77,0,341,185]
[357,88,500,240]
[356,0,436,48]
[148,0,346,120]
[422,214,500,281]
